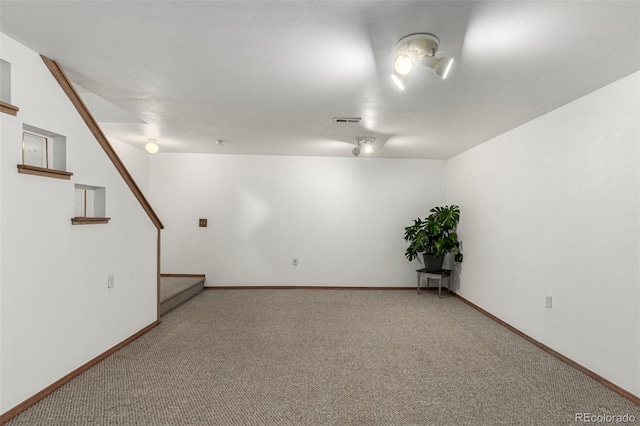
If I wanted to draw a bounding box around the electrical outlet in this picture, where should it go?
[108,274,115,289]
[545,296,552,308]
[292,258,298,266]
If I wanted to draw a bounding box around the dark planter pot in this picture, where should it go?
[423,253,445,272]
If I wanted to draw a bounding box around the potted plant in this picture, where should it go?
[404,205,463,272]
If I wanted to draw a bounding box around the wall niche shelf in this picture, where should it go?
[19,124,69,179]
[72,184,108,225]
[0,59,18,116]
[71,217,110,225]
[17,164,73,180]
[0,100,19,116]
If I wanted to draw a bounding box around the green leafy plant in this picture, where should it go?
[404,205,463,263]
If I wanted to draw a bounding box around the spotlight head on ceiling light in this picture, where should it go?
[352,137,375,157]
[422,55,454,79]
[393,54,414,76]
[364,143,374,154]
[145,138,159,154]
[391,32,453,88]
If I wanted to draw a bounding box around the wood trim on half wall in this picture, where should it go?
[157,230,162,323]
[40,55,163,231]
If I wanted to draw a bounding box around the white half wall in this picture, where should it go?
[447,71,640,397]
[149,154,446,287]
[0,34,158,413]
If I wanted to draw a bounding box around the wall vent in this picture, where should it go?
[333,117,361,124]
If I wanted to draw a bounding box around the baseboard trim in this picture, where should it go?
[0,321,159,424]
[204,285,416,290]
[451,292,639,406]
[161,273,206,279]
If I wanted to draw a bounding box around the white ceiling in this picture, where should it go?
[1,1,638,159]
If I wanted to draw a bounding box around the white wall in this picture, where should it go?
[0,43,4,415]
[109,138,151,194]
[149,154,446,287]
[0,34,158,413]
[447,71,640,397]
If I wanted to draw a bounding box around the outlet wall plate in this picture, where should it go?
[199,218,208,227]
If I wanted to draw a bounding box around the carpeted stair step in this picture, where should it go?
[159,275,205,316]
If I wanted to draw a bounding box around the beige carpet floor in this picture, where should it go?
[6,289,639,425]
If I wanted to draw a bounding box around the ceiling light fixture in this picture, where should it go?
[422,55,454,79]
[393,54,414,76]
[391,33,453,89]
[352,137,375,157]
[145,138,159,154]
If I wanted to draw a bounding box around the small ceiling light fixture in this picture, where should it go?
[352,137,375,157]
[422,55,454,79]
[392,33,453,89]
[145,138,159,154]
[216,139,227,146]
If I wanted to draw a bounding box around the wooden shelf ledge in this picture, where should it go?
[71,217,111,225]
[17,164,73,180]
[0,101,19,116]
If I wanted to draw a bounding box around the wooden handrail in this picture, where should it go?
[41,55,164,230]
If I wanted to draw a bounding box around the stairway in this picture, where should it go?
[160,275,205,316]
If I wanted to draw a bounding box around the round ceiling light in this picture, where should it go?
[393,54,413,75]
[145,139,159,154]
[364,143,374,154]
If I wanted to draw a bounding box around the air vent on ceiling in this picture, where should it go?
[333,117,361,124]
